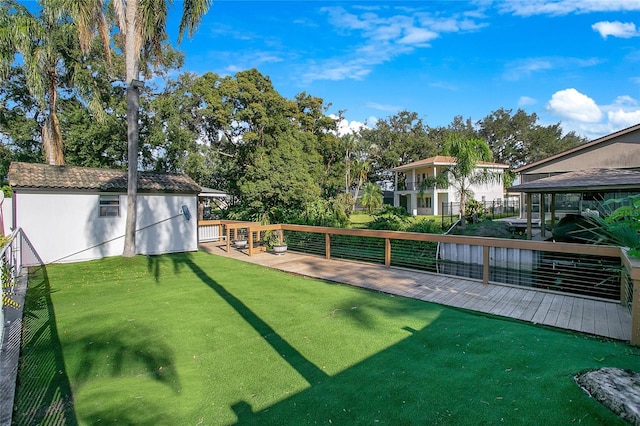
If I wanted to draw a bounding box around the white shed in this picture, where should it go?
[8,162,201,264]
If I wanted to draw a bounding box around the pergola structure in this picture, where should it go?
[508,167,640,239]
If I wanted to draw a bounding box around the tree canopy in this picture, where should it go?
[0,6,590,225]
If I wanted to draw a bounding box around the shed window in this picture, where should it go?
[99,195,120,217]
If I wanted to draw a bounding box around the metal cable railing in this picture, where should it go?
[622,267,633,314]
[329,234,385,265]
[389,239,438,273]
[530,251,621,300]
[284,231,326,257]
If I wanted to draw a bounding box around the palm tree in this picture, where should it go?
[443,136,498,227]
[0,0,79,165]
[66,0,213,257]
[361,182,383,214]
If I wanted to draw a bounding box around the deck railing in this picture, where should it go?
[199,220,640,345]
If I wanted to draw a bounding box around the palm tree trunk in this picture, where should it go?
[43,67,65,165]
[122,1,141,258]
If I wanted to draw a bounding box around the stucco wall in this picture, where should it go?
[13,190,197,263]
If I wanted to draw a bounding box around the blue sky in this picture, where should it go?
[171,1,636,139]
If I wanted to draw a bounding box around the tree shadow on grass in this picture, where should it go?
[12,264,78,425]
[165,254,330,386]
[68,323,181,395]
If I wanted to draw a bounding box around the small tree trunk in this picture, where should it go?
[459,195,466,228]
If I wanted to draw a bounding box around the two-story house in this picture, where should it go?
[391,155,509,216]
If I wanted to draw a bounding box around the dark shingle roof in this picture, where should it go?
[8,162,201,194]
[508,168,640,193]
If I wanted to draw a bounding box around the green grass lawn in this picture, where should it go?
[14,251,640,425]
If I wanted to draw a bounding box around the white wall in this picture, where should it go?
[13,190,198,264]
[1,197,12,235]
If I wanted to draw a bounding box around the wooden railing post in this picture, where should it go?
[325,233,331,259]
[226,225,231,252]
[385,238,391,267]
[621,249,640,346]
[483,245,490,284]
[248,227,254,256]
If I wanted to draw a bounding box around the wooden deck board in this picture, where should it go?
[200,242,632,342]
[555,296,575,329]
[581,299,596,335]
[517,291,546,322]
[567,297,585,332]
[531,293,555,324]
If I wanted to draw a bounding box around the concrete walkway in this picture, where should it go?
[199,242,632,342]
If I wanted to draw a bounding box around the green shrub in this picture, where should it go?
[405,219,443,234]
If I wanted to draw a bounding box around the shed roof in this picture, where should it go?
[8,162,201,194]
[508,168,640,193]
[391,155,508,172]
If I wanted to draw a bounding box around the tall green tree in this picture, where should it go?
[442,136,496,227]
[361,110,437,184]
[67,0,212,257]
[0,0,84,165]
[477,108,587,168]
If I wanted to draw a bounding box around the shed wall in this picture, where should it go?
[13,191,197,263]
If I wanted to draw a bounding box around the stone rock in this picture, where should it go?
[575,367,640,425]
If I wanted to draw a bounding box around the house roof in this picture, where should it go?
[8,162,201,194]
[391,155,508,172]
[199,187,228,197]
[514,123,640,173]
[507,167,640,193]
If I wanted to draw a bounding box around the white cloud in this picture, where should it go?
[330,115,369,136]
[501,0,640,17]
[504,58,553,80]
[503,56,601,80]
[608,109,640,128]
[365,102,403,112]
[306,6,487,82]
[543,89,640,139]
[518,96,537,106]
[398,27,439,45]
[614,95,638,105]
[592,21,639,39]
[546,88,602,122]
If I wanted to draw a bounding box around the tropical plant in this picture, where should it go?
[360,182,383,213]
[570,194,640,258]
[66,0,213,257]
[442,136,499,227]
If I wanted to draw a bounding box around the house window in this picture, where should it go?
[418,196,432,208]
[99,195,120,217]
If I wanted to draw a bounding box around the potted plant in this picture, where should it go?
[272,241,287,255]
[234,230,248,248]
[264,230,287,255]
[234,239,248,248]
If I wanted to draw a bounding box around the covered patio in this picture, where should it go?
[508,167,640,240]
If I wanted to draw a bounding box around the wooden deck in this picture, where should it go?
[199,242,632,342]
